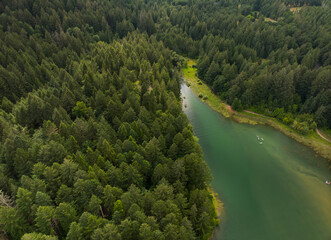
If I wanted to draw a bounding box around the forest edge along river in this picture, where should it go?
[181,59,331,162]
[181,83,331,240]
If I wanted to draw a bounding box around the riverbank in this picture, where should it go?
[210,188,223,219]
[209,188,223,240]
[181,59,331,163]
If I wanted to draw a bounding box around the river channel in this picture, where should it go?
[181,84,331,240]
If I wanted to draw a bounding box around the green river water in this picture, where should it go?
[181,84,331,240]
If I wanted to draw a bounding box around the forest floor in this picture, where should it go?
[181,59,331,163]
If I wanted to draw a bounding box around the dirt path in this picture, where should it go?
[316,128,331,143]
[243,110,269,118]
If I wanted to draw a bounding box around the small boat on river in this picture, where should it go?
[257,135,264,143]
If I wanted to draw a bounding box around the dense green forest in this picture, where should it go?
[192,3,331,134]
[0,1,218,239]
[0,0,330,239]
[155,0,330,134]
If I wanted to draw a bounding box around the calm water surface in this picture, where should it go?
[181,84,331,240]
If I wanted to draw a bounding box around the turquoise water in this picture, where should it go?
[181,84,331,240]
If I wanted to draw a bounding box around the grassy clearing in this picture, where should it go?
[182,59,331,163]
[290,7,302,12]
[264,17,277,23]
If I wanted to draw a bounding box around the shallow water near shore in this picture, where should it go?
[181,84,331,240]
